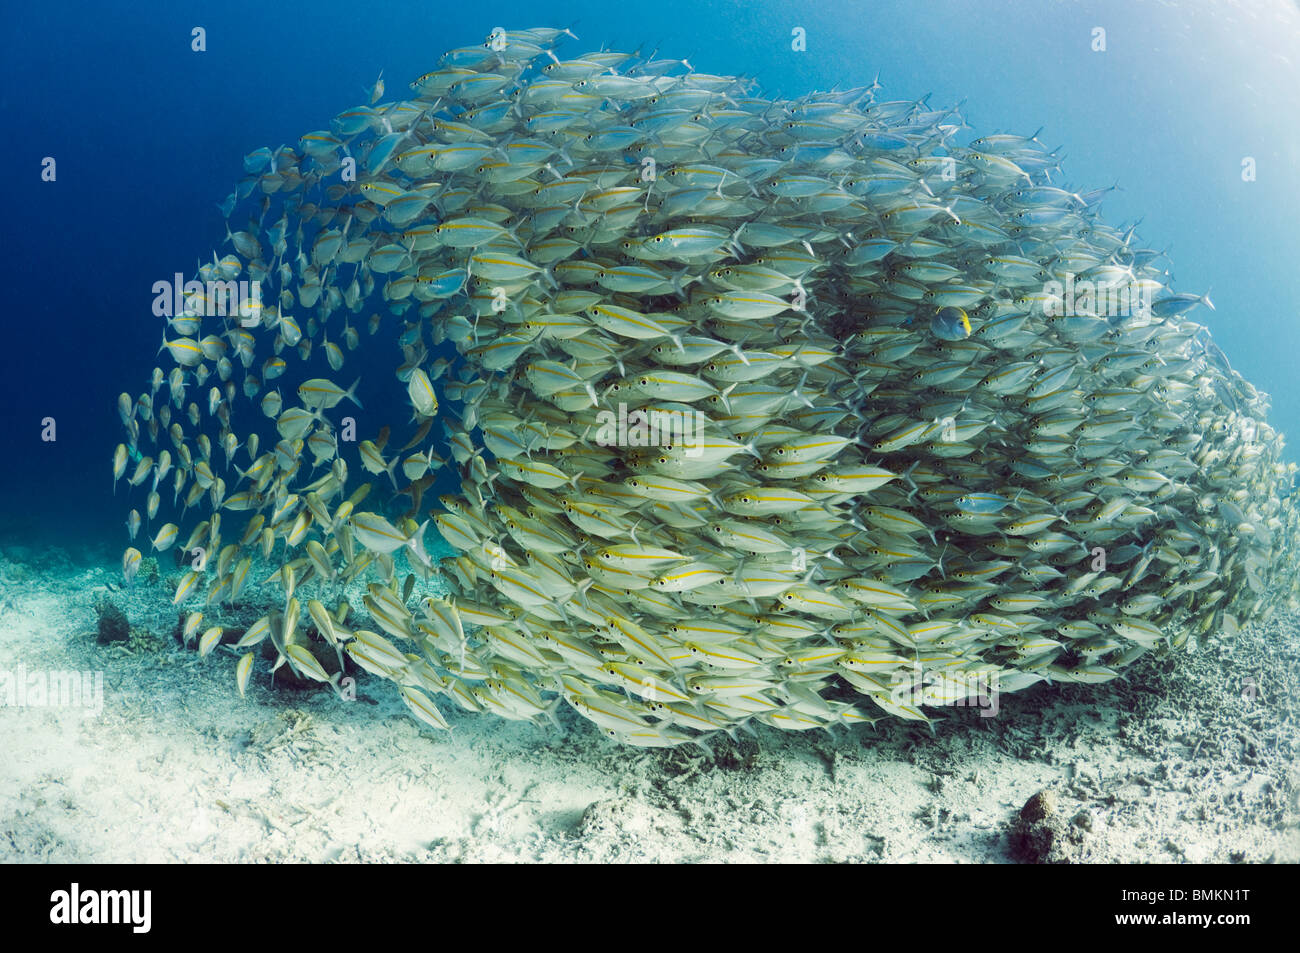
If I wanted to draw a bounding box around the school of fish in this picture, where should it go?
[112,27,1300,748]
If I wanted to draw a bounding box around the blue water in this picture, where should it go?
[2,0,1298,545]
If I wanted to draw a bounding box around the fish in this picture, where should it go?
[113,27,1300,749]
[350,512,432,567]
[113,443,129,491]
[297,378,362,410]
[121,547,142,587]
[930,306,972,340]
[198,626,224,658]
[151,522,179,552]
[406,368,439,418]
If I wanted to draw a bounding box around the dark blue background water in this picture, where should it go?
[3,0,1298,548]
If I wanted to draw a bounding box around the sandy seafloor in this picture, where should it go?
[1,535,1296,864]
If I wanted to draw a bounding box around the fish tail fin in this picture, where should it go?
[799,561,820,587]
[725,226,748,258]
[792,370,815,407]
[690,730,716,759]
[542,695,565,733]
[489,135,514,165]
[550,598,570,628]
[670,267,695,299]
[934,540,950,578]
[405,520,432,568]
[842,510,869,535]
[899,459,921,499]
[720,341,748,366]
[573,578,594,614]
[346,376,363,409]
[717,382,738,416]
[626,515,645,547]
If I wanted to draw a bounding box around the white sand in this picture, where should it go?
[1,545,1296,863]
